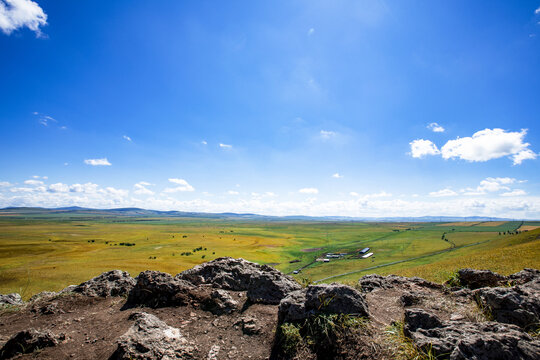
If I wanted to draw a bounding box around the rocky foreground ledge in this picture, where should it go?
[0,258,538,359]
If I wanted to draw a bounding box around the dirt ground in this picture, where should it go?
[0,292,278,359]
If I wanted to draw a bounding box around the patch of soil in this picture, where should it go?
[0,292,277,359]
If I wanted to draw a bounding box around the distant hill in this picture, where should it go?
[0,206,522,222]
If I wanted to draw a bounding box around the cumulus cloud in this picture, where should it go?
[134,182,154,195]
[227,190,239,195]
[536,6,540,14]
[201,140,207,145]
[429,189,458,197]
[441,128,536,165]
[48,183,69,193]
[0,181,12,187]
[299,188,319,194]
[84,158,112,166]
[427,122,445,132]
[0,0,47,36]
[332,173,343,178]
[163,178,194,193]
[219,143,232,149]
[410,129,537,165]
[123,135,132,142]
[500,189,526,197]
[350,191,392,200]
[409,139,440,158]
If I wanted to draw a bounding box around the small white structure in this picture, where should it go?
[362,252,374,259]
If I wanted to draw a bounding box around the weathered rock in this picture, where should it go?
[110,312,195,359]
[177,257,301,304]
[400,291,423,306]
[278,283,369,323]
[0,293,23,307]
[0,329,58,359]
[404,309,540,360]
[31,302,65,315]
[247,271,301,305]
[74,270,135,297]
[126,270,194,308]
[29,291,58,302]
[509,268,540,286]
[234,316,261,335]
[474,281,540,330]
[199,289,239,315]
[358,274,443,293]
[457,268,506,289]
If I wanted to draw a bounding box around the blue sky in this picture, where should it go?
[1,0,539,218]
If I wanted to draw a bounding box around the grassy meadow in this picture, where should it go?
[0,212,539,299]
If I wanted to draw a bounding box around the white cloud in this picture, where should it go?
[320,130,337,140]
[350,191,392,200]
[429,189,458,197]
[0,181,12,187]
[349,192,359,197]
[24,179,43,186]
[251,192,276,199]
[227,190,239,195]
[409,139,440,158]
[536,6,540,14]
[219,143,232,149]
[201,140,207,145]
[48,183,69,193]
[0,0,47,36]
[308,28,315,35]
[84,158,112,166]
[123,135,132,142]
[299,188,319,194]
[332,173,343,178]
[134,182,154,195]
[164,178,194,193]
[440,128,536,165]
[500,189,526,197]
[70,183,99,193]
[427,122,445,132]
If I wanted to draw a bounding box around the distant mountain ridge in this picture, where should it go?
[0,206,524,222]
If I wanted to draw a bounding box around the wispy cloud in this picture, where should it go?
[332,173,343,179]
[134,181,154,195]
[24,179,43,186]
[429,189,458,197]
[299,187,318,194]
[535,6,540,15]
[320,130,337,140]
[308,28,315,36]
[0,181,12,187]
[0,0,47,36]
[201,140,207,145]
[123,135,132,142]
[500,189,526,197]
[219,143,232,149]
[227,190,239,195]
[163,178,194,192]
[84,158,112,166]
[427,122,445,132]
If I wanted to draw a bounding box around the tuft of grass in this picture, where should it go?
[276,323,302,357]
[384,321,438,360]
[444,270,462,288]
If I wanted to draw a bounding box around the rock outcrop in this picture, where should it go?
[0,329,59,359]
[278,283,369,323]
[456,268,506,289]
[0,293,23,307]
[74,270,135,297]
[110,312,196,359]
[474,277,540,330]
[177,257,301,304]
[404,308,540,360]
[126,270,195,308]
[358,273,443,293]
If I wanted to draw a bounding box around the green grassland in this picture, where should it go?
[0,214,538,299]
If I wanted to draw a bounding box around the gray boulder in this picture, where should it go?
[0,329,59,359]
[404,309,540,360]
[457,268,506,289]
[358,274,443,293]
[278,283,369,323]
[110,312,195,360]
[0,293,23,306]
[177,257,301,304]
[474,280,540,330]
[74,270,135,297]
[509,268,540,286]
[126,270,194,308]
